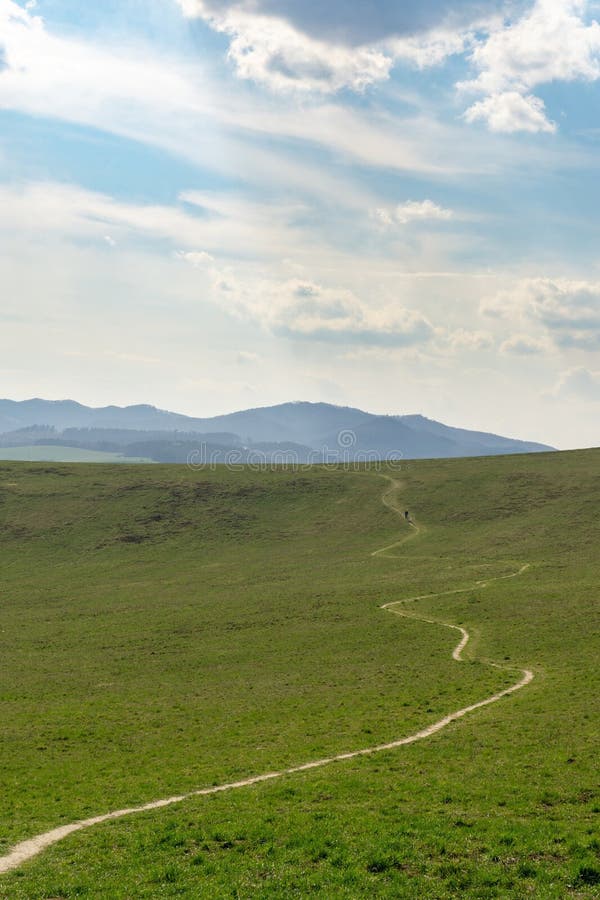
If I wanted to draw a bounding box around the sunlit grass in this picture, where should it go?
[0,451,598,897]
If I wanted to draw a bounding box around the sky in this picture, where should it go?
[1,0,600,448]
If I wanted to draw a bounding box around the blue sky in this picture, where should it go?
[2,0,600,447]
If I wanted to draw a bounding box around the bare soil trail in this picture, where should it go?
[0,474,534,875]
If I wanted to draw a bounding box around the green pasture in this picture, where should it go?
[0,446,152,464]
[0,451,598,897]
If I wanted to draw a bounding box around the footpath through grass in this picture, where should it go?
[0,451,598,897]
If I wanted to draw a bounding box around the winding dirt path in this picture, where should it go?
[0,474,534,875]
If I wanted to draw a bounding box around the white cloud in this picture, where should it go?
[221,13,391,94]
[176,250,435,346]
[482,277,600,348]
[374,199,454,227]
[0,179,494,335]
[258,280,435,345]
[464,91,556,133]
[0,180,215,244]
[0,181,321,261]
[0,0,201,120]
[268,284,431,345]
[0,0,479,192]
[178,1,392,93]
[460,0,600,132]
[463,0,600,95]
[176,0,478,93]
[176,0,600,141]
[387,28,473,68]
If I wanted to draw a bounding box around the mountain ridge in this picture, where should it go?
[0,398,554,461]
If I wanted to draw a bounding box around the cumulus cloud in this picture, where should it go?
[461,0,600,132]
[373,199,454,227]
[463,0,600,95]
[177,0,600,135]
[176,0,489,92]
[259,280,435,345]
[221,12,391,93]
[464,91,556,133]
[176,251,435,346]
[178,1,391,93]
[482,277,600,349]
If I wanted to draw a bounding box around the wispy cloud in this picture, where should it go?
[0,0,469,191]
[0,181,321,260]
[2,0,600,447]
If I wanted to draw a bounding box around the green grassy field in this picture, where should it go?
[0,451,598,898]
[0,446,153,463]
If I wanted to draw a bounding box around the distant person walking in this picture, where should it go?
[404,510,410,521]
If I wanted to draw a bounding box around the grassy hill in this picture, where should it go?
[0,451,598,897]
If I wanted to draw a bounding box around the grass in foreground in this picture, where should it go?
[0,451,599,897]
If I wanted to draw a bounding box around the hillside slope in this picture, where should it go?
[0,450,598,897]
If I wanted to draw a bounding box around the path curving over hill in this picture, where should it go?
[0,474,534,875]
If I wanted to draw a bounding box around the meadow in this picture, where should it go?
[0,446,152,464]
[0,450,598,897]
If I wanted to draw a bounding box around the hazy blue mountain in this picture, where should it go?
[0,399,215,433]
[197,402,375,445]
[0,399,554,460]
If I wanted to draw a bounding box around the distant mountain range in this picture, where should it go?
[0,399,554,463]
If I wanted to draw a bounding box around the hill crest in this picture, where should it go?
[0,398,554,461]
